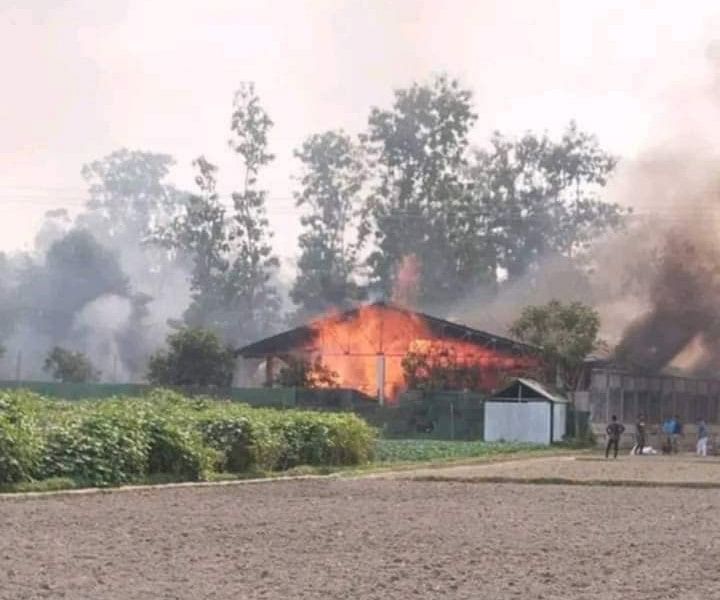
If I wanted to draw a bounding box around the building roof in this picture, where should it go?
[491,377,569,404]
[236,301,539,358]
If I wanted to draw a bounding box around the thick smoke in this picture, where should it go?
[0,223,191,383]
[603,41,720,374]
[453,43,720,376]
[0,174,193,383]
[447,253,596,336]
[611,171,720,374]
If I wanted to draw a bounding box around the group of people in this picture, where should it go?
[604,414,712,459]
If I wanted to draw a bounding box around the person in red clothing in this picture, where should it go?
[605,415,625,459]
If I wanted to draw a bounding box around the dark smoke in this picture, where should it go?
[614,222,720,374]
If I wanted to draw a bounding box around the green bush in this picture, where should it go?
[197,410,285,473]
[39,406,150,486]
[197,407,375,473]
[0,390,377,488]
[0,392,44,484]
[271,411,376,469]
[146,419,215,481]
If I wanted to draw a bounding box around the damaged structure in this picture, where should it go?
[580,359,720,429]
[236,302,540,404]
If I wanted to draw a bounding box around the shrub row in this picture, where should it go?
[0,389,376,487]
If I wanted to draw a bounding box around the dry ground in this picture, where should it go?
[384,453,720,485]
[2,456,720,600]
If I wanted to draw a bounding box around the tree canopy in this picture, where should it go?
[147,328,235,387]
[290,130,367,320]
[158,83,281,345]
[509,300,604,390]
[44,347,100,383]
[468,122,623,282]
[362,75,478,305]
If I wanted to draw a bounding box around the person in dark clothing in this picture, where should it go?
[605,415,625,459]
[634,415,646,455]
[672,415,683,453]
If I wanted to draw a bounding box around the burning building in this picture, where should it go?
[236,302,540,403]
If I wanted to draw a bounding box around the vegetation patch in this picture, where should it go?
[0,389,376,489]
[374,439,544,463]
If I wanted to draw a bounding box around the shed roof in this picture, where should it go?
[491,377,569,404]
[236,301,539,358]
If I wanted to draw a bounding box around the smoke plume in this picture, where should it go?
[392,254,421,307]
[449,42,720,378]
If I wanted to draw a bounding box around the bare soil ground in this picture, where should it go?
[2,457,720,600]
[0,459,720,600]
[386,453,720,485]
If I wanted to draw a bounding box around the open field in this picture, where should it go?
[2,455,720,600]
[385,453,720,486]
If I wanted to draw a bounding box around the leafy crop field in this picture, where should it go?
[374,439,543,463]
[0,389,375,488]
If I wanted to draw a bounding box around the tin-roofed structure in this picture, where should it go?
[236,302,541,403]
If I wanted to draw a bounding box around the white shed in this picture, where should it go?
[484,378,568,445]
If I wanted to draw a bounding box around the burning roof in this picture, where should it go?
[237,302,540,401]
[236,301,537,358]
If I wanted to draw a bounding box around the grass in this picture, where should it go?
[374,439,545,463]
[0,477,79,494]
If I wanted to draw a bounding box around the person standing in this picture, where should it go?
[605,415,625,459]
[672,415,683,453]
[697,420,709,457]
[634,415,646,455]
[662,416,676,454]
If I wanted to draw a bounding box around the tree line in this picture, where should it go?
[0,74,624,382]
[160,75,624,335]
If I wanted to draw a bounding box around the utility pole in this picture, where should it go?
[14,350,22,384]
[376,353,386,406]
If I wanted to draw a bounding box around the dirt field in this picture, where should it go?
[387,454,720,485]
[2,456,720,600]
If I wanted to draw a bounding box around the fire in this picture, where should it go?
[302,304,538,403]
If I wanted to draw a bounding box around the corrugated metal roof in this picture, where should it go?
[236,301,539,358]
[492,377,569,404]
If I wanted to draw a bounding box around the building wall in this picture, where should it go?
[484,401,552,445]
[588,369,720,425]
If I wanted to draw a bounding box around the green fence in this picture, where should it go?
[0,381,580,442]
[0,381,371,410]
[0,381,151,400]
[366,391,487,440]
[0,381,298,406]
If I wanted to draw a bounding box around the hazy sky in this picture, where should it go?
[2,0,720,269]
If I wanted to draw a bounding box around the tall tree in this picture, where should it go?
[159,156,231,333]
[224,82,281,342]
[361,75,480,306]
[469,122,623,281]
[77,147,189,340]
[80,149,182,243]
[290,130,366,320]
[158,84,280,346]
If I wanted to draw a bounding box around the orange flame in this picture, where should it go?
[300,304,538,403]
